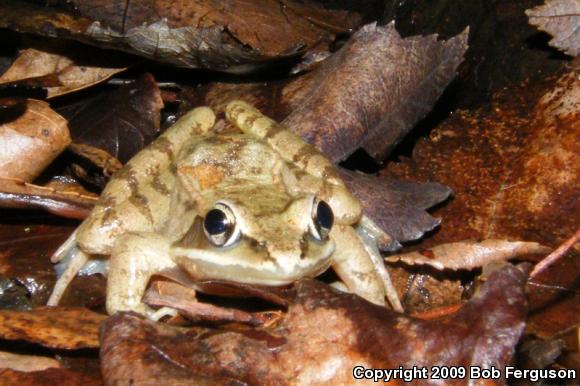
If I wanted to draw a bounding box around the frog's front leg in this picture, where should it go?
[107,232,178,320]
[330,225,385,306]
[331,225,403,311]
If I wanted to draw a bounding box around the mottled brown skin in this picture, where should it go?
[48,101,399,319]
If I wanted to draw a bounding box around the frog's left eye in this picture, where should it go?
[309,199,334,241]
[203,203,240,247]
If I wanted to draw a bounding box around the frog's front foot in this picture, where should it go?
[106,232,177,317]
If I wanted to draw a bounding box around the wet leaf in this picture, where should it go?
[386,239,551,271]
[0,351,61,372]
[60,73,163,165]
[0,210,107,308]
[0,307,105,349]
[527,0,580,57]
[100,264,527,385]
[0,99,70,181]
[0,45,127,98]
[0,176,97,219]
[0,0,365,72]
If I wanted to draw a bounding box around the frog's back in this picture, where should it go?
[177,133,286,187]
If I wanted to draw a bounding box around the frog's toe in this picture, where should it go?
[51,227,80,263]
[148,306,179,321]
[47,247,89,306]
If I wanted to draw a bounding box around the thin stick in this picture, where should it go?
[530,229,580,278]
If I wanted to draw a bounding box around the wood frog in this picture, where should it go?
[48,101,399,319]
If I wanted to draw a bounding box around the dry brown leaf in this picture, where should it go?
[0,351,61,372]
[0,307,105,349]
[101,264,528,385]
[0,99,70,181]
[0,0,365,72]
[283,22,469,161]
[0,47,126,98]
[386,239,551,271]
[340,170,451,247]
[0,176,97,219]
[527,0,580,56]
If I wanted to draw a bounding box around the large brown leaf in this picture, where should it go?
[385,69,579,345]
[0,213,104,309]
[0,99,70,181]
[100,264,528,385]
[387,70,579,249]
[527,0,580,57]
[0,0,365,72]
[283,22,469,161]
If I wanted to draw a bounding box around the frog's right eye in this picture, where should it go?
[203,203,240,247]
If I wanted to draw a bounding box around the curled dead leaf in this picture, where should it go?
[0,176,97,219]
[189,22,469,161]
[0,46,127,98]
[0,99,70,181]
[386,239,551,271]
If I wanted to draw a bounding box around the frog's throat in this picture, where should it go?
[171,241,335,286]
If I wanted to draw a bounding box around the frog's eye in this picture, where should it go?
[309,199,334,241]
[203,203,240,247]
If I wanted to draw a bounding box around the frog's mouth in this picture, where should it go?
[171,238,335,286]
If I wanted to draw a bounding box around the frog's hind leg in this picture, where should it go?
[225,100,362,224]
[107,232,178,320]
[226,100,341,183]
[47,233,89,306]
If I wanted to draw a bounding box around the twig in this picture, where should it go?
[530,229,580,278]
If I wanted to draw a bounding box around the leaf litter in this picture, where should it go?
[0,1,576,384]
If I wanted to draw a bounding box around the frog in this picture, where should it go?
[47,100,401,319]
